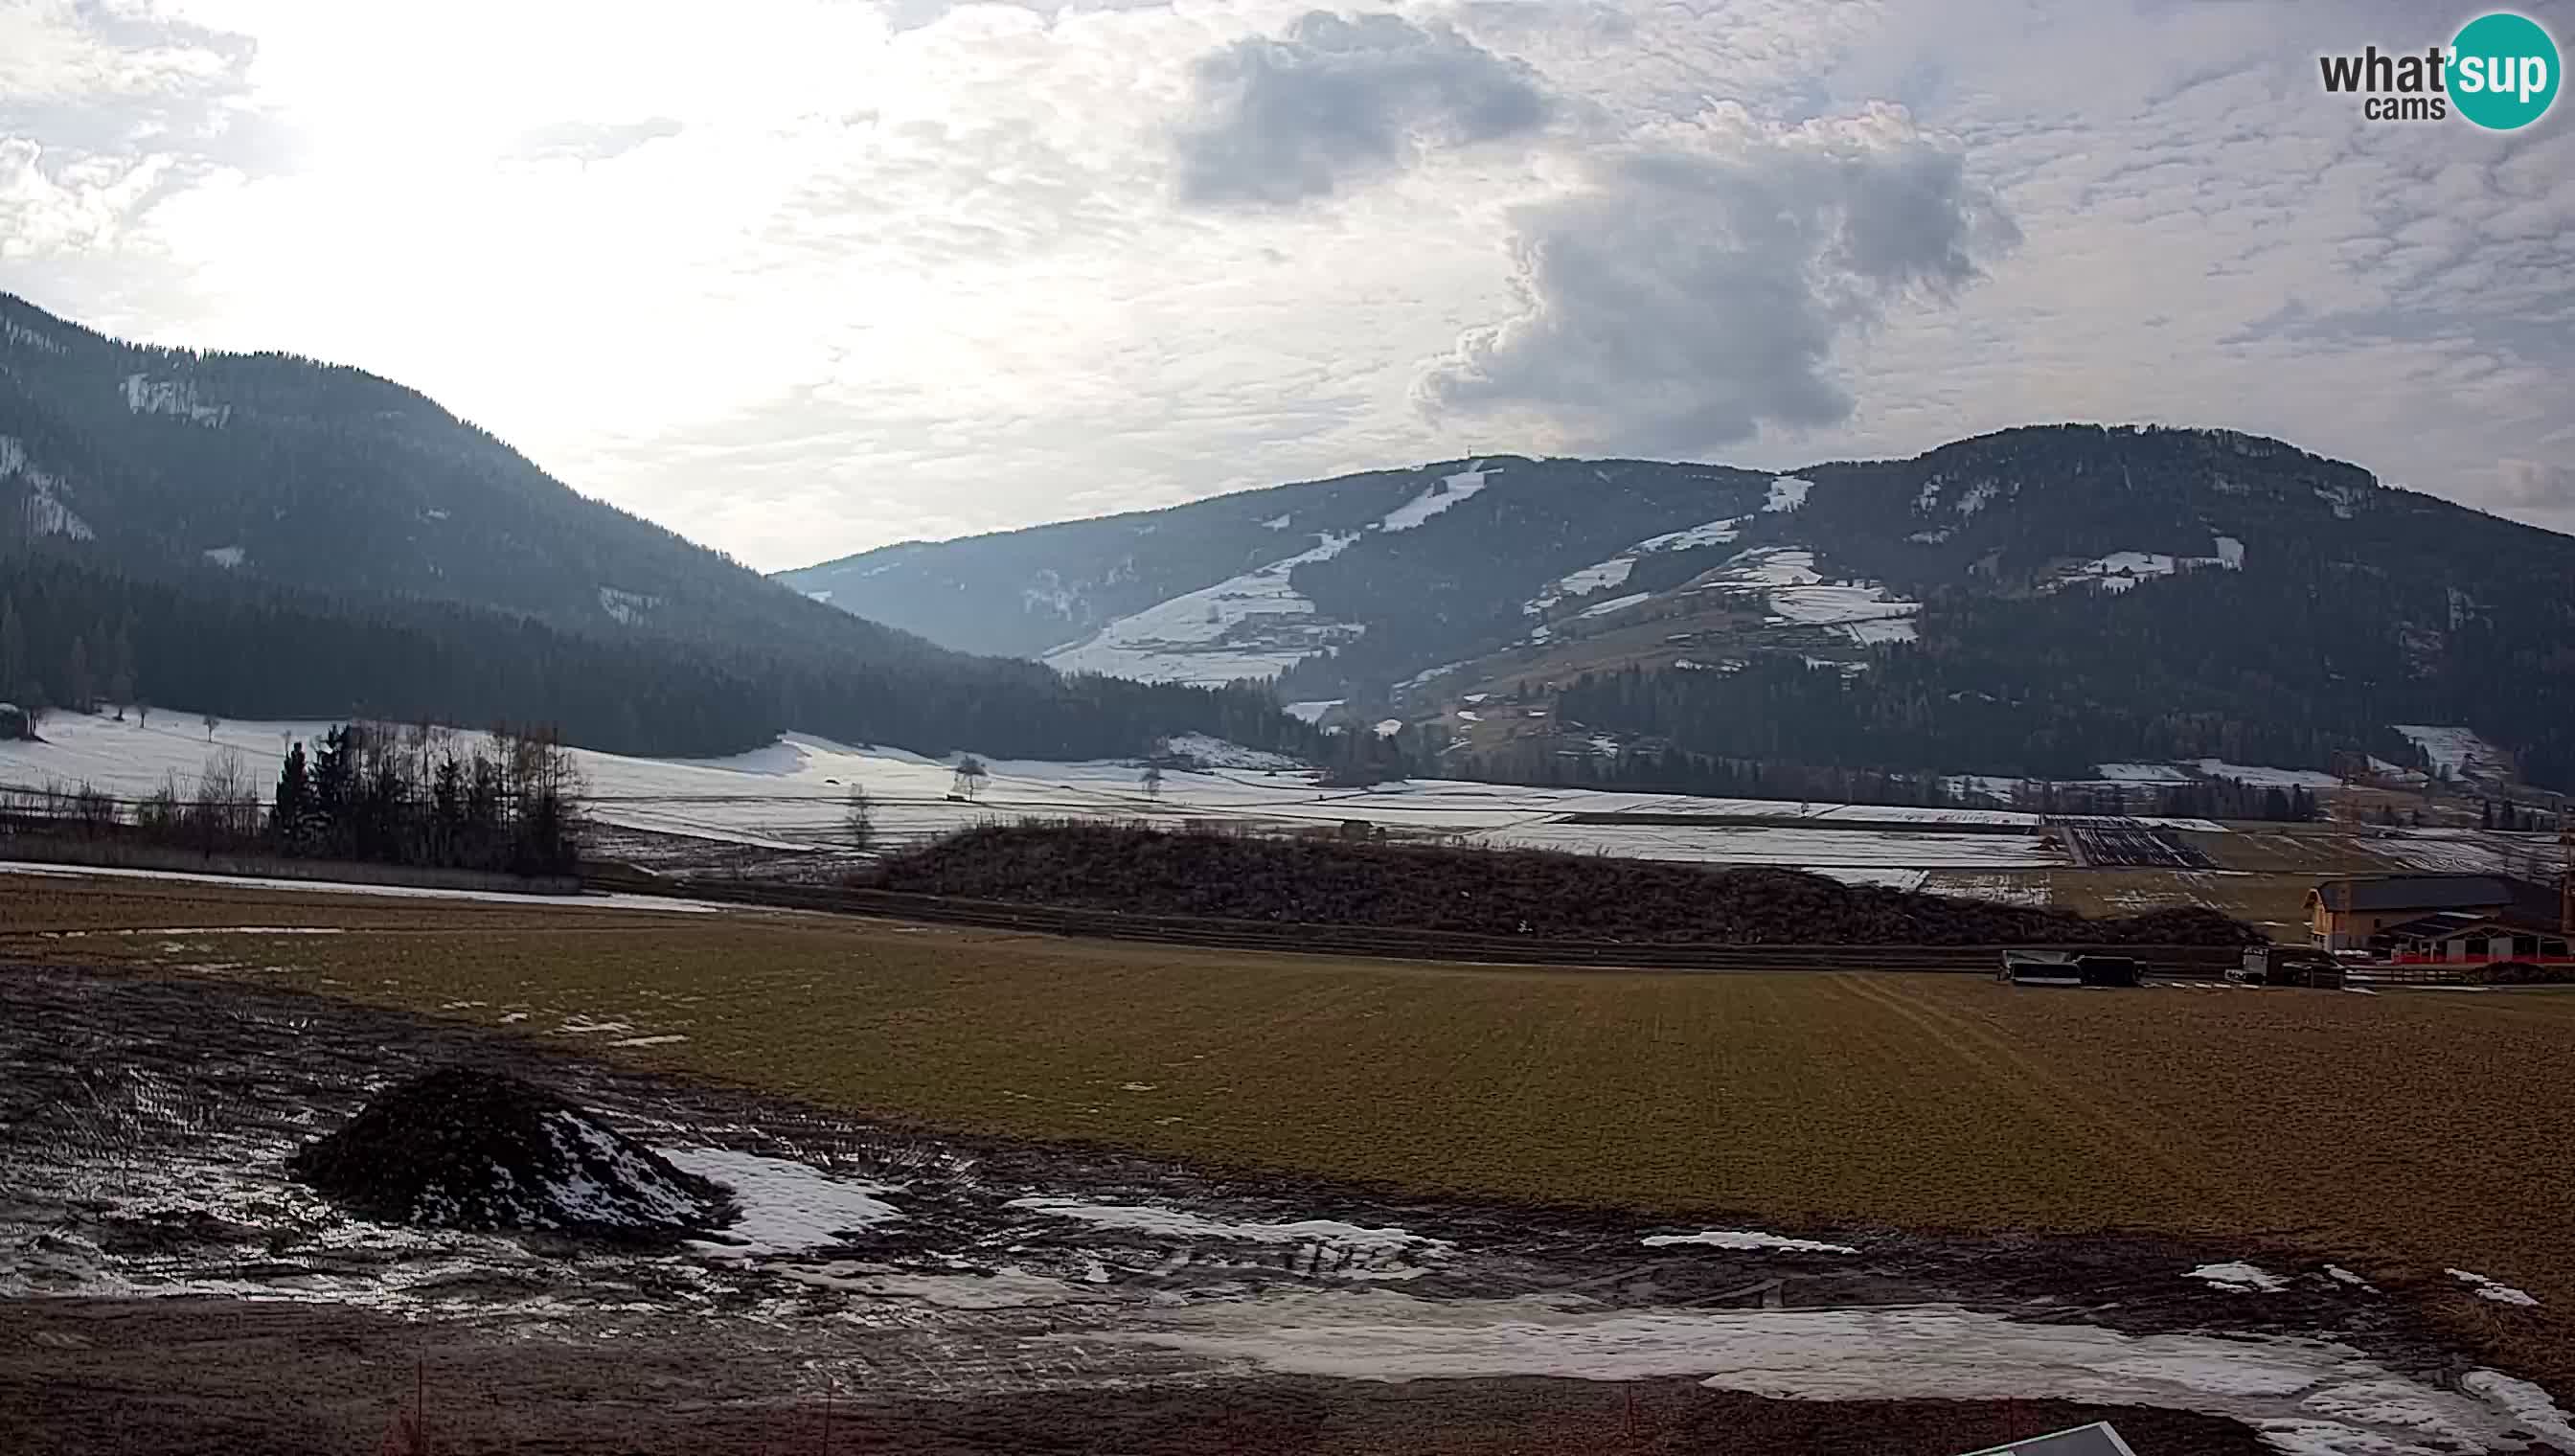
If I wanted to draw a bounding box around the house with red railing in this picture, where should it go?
[2305,872,2571,967]
[2306,874,2554,948]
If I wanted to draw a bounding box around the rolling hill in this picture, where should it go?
[782,427,2575,792]
[0,292,1302,761]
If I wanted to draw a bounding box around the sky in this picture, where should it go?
[3,0,2570,570]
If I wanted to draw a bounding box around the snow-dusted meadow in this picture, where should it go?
[3,708,2093,886]
[12,704,2527,892]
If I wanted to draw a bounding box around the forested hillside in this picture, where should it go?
[0,293,1311,761]
[788,422,2575,791]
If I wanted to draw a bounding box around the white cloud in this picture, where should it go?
[1413,102,2017,455]
[0,0,2567,572]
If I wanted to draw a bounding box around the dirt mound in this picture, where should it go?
[288,1065,736,1239]
[865,823,2262,946]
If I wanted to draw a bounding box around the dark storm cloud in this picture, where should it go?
[1171,11,1553,208]
[1414,115,2019,454]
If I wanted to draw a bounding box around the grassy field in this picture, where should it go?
[2047,868,2317,940]
[7,869,2571,1380]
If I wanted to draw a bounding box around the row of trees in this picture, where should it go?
[0,550,1327,764]
[270,722,581,875]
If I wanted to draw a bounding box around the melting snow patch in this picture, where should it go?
[784,1263,1112,1308]
[2447,1269,2539,1307]
[1528,557,1636,613]
[121,373,230,426]
[2390,726,2502,779]
[1260,513,1292,530]
[1527,517,1744,614]
[2190,760,2342,789]
[1635,516,1746,552]
[1161,733,1304,770]
[2187,1262,2288,1293]
[607,1035,688,1047]
[1042,530,1361,685]
[1643,1230,1857,1255]
[2460,1370,2575,1447]
[557,1016,631,1035]
[202,546,244,569]
[598,586,659,626]
[1088,1295,2568,1451]
[1380,468,1489,533]
[1763,476,1812,512]
[1374,718,1404,737]
[1007,1198,1450,1257]
[664,1148,902,1257]
[1573,591,1652,621]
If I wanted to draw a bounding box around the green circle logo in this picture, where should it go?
[2451,12,2560,129]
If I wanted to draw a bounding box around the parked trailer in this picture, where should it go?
[2000,951,2143,988]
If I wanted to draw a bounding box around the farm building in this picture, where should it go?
[2305,875,2538,950]
[0,702,27,740]
[2368,910,2570,968]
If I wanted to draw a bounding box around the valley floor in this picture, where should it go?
[5,873,2574,1454]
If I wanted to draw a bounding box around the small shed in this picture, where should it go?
[1955,1422,2137,1456]
[0,702,25,740]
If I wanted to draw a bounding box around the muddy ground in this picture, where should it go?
[1,963,2565,1455]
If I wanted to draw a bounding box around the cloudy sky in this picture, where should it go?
[4,0,2569,569]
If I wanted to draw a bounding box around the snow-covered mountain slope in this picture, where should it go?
[784,424,2575,789]
[784,457,1779,682]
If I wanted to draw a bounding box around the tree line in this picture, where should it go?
[0,720,582,876]
[0,548,1324,763]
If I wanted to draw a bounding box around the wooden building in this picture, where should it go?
[2305,875,2523,950]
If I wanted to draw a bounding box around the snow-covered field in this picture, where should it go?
[1696,548,1921,646]
[2055,541,2244,594]
[5,709,2121,885]
[1095,1294,2575,1455]
[2391,725,2508,780]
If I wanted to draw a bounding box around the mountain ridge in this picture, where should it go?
[779,425,2575,790]
[0,291,1307,761]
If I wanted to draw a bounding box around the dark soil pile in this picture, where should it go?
[288,1065,736,1238]
[867,823,2262,946]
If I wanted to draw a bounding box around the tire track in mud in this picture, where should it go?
[1829,975,2235,1226]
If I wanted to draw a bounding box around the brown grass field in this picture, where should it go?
[6,868,2571,1385]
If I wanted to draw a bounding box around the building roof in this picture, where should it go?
[1955,1423,2137,1456]
[2313,875,2512,913]
[2376,907,2568,942]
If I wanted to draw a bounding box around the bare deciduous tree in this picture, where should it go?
[844,785,877,853]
